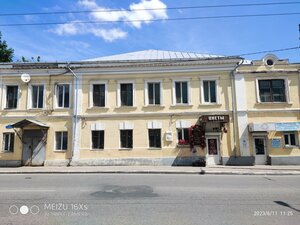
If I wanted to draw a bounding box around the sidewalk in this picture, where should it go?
[0,165,300,175]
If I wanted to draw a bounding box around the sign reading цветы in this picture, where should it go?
[201,115,229,123]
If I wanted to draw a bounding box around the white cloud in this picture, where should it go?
[52,0,167,41]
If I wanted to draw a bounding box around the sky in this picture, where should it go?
[0,0,299,62]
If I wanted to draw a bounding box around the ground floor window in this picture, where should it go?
[148,129,161,148]
[92,130,104,149]
[120,130,133,148]
[284,132,298,147]
[3,133,14,152]
[55,131,68,150]
[177,128,190,145]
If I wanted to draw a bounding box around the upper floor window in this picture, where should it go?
[55,131,68,151]
[3,133,14,152]
[92,84,106,107]
[5,85,18,109]
[174,81,189,104]
[120,83,133,106]
[258,79,286,102]
[56,84,70,108]
[147,82,161,105]
[31,85,44,108]
[203,80,217,103]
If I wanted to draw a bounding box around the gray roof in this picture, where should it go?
[84,49,226,62]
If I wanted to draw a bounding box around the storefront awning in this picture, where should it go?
[6,119,49,129]
[249,122,300,132]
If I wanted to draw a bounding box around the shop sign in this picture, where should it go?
[271,139,281,148]
[201,115,229,123]
[275,122,300,131]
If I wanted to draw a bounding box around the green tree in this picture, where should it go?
[0,31,14,62]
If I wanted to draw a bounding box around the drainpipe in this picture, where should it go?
[66,64,78,166]
[230,59,244,157]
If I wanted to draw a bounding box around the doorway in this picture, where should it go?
[206,137,220,165]
[22,130,46,166]
[254,137,267,165]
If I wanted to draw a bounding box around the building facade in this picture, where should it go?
[0,50,299,166]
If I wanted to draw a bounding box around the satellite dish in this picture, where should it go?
[21,73,31,83]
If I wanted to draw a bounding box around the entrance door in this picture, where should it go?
[254,137,267,165]
[22,130,45,166]
[206,137,220,165]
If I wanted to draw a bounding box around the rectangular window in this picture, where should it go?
[148,82,161,105]
[177,128,190,144]
[92,131,104,149]
[56,84,70,108]
[55,132,68,150]
[6,85,18,109]
[284,132,297,146]
[120,130,133,148]
[93,84,105,107]
[148,129,161,148]
[32,85,44,108]
[258,79,286,102]
[120,83,133,106]
[203,80,217,103]
[175,81,188,104]
[3,133,14,152]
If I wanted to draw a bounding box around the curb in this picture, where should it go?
[0,170,299,175]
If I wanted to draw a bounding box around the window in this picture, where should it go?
[284,132,297,146]
[148,82,161,105]
[148,129,161,148]
[56,84,70,108]
[120,83,133,106]
[55,132,68,150]
[5,85,18,109]
[31,85,44,108]
[92,84,105,107]
[175,81,188,104]
[3,133,14,152]
[203,80,217,103]
[177,128,190,145]
[92,131,104,149]
[120,130,133,148]
[258,79,286,102]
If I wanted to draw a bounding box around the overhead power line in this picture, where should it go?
[0,12,299,27]
[0,1,299,17]
[232,46,300,57]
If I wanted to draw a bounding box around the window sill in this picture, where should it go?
[0,151,14,153]
[284,145,299,149]
[199,103,222,106]
[90,149,104,151]
[176,144,190,148]
[119,148,133,151]
[256,102,293,105]
[115,106,137,109]
[170,104,193,107]
[53,150,67,152]
[148,147,162,150]
[143,105,165,108]
[88,107,109,110]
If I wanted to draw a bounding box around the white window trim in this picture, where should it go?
[255,77,290,103]
[283,132,299,147]
[144,79,163,106]
[2,133,14,152]
[2,84,20,110]
[89,81,108,108]
[172,78,191,105]
[54,131,68,151]
[117,80,135,107]
[200,77,220,104]
[147,121,162,129]
[54,83,72,109]
[27,83,46,109]
[176,128,189,140]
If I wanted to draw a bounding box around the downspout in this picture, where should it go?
[66,64,78,166]
[230,59,244,157]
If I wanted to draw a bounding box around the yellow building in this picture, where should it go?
[235,54,300,165]
[0,50,298,166]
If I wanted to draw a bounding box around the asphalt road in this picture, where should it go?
[0,174,299,225]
